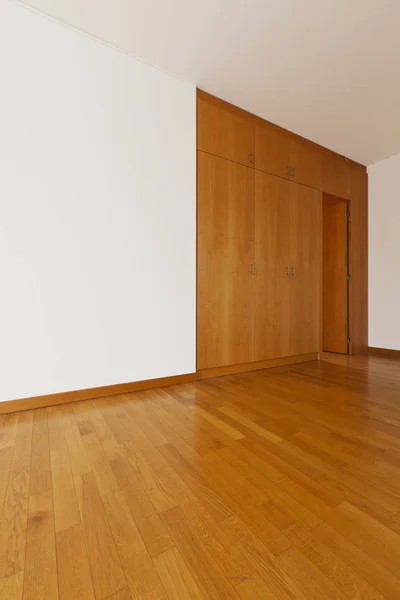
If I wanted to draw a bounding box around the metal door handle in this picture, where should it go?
[291,167,296,177]
[292,266,296,277]
[287,266,290,276]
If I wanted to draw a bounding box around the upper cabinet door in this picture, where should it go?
[197,152,255,370]
[290,136,322,190]
[255,121,291,179]
[322,149,351,198]
[197,95,255,167]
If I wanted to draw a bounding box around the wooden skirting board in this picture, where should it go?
[368,346,400,358]
[0,373,197,416]
[197,353,318,380]
[0,352,318,415]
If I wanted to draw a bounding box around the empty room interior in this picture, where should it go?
[1,0,400,598]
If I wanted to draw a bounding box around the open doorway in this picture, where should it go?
[322,194,350,354]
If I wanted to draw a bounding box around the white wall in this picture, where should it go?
[0,1,196,402]
[368,152,400,351]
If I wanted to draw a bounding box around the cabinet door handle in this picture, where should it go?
[286,266,290,276]
[250,152,255,164]
[292,266,296,277]
[251,263,255,274]
[291,167,296,177]
[286,165,291,177]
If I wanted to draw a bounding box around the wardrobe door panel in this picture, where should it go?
[197,96,255,167]
[197,152,255,369]
[255,121,291,179]
[255,172,291,360]
[290,182,322,356]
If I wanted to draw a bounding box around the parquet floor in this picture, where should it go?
[1,354,400,599]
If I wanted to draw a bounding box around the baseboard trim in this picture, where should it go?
[368,346,400,358]
[0,372,198,416]
[0,352,319,415]
[197,353,319,380]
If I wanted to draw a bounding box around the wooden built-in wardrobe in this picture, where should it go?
[197,90,368,376]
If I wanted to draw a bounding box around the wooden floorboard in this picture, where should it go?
[1,354,400,598]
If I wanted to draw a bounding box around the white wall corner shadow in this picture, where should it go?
[0,0,197,402]
[368,152,400,351]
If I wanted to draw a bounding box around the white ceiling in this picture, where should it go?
[18,0,400,165]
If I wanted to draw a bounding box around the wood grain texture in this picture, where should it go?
[0,373,197,416]
[0,412,33,579]
[255,171,291,360]
[197,151,255,369]
[196,353,318,379]
[322,149,351,199]
[1,355,400,598]
[112,459,174,558]
[106,590,132,600]
[102,490,166,599]
[161,506,240,599]
[323,195,349,353]
[197,92,255,167]
[74,472,126,599]
[236,573,277,599]
[23,490,58,600]
[349,161,368,354]
[289,182,322,355]
[0,447,13,528]
[255,120,290,179]
[56,524,95,600]
[29,409,52,496]
[0,572,24,600]
[290,135,323,189]
[153,547,205,600]
[48,406,81,534]
[0,414,18,450]
[368,347,400,358]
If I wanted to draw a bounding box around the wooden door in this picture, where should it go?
[290,136,323,190]
[197,151,255,369]
[322,149,351,199]
[289,182,322,355]
[255,121,290,179]
[323,196,348,353]
[255,172,291,360]
[197,93,255,167]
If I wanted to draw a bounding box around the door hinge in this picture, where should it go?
[346,274,351,281]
